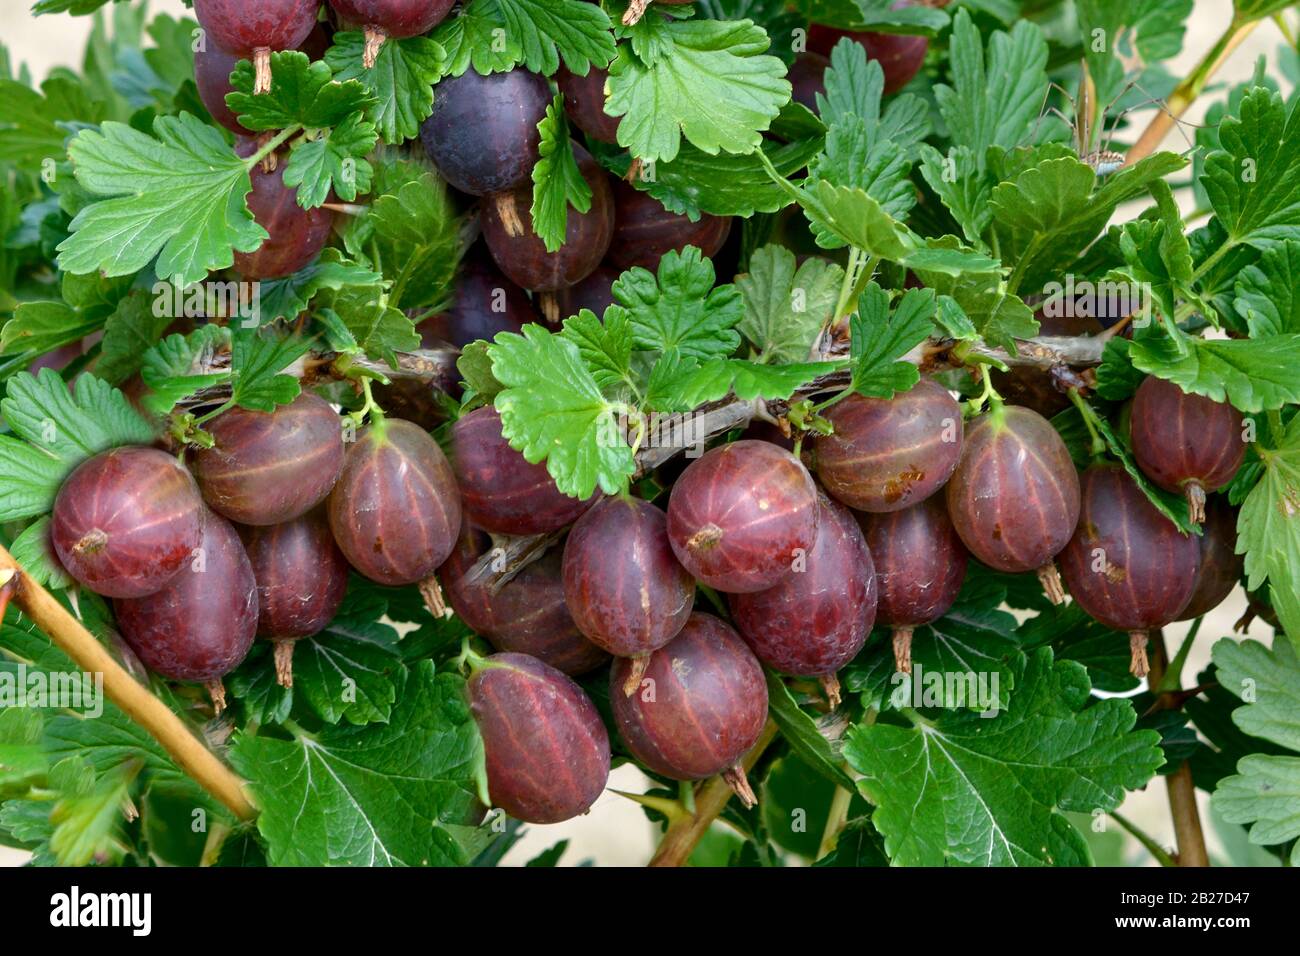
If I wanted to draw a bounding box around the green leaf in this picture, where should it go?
[326,32,446,145]
[230,663,487,866]
[933,10,1049,171]
[847,283,935,398]
[918,144,992,245]
[0,301,102,361]
[561,307,634,395]
[363,170,462,312]
[531,94,592,253]
[8,517,72,589]
[139,325,230,415]
[845,572,1020,712]
[95,291,174,385]
[429,2,525,76]
[914,254,1036,352]
[226,51,378,131]
[291,593,404,726]
[1212,638,1300,752]
[736,246,843,363]
[1210,638,1300,864]
[488,325,636,498]
[228,328,311,412]
[0,76,104,168]
[651,358,839,411]
[1202,88,1300,250]
[598,135,822,220]
[282,112,378,208]
[1236,415,1300,650]
[606,18,790,162]
[320,285,421,367]
[1,368,155,471]
[0,437,64,523]
[843,647,1165,865]
[490,0,617,75]
[765,672,856,791]
[817,37,929,150]
[256,249,383,324]
[990,153,1187,294]
[457,340,504,401]
[1128,330,1300,413]
[57,114,266,287]
[1234,239,1300,336]
[613,246,743,361]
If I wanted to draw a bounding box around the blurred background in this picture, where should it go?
[0,0,1290,866]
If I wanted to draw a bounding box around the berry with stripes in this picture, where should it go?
[115,511,258,711]
[562,497,695,691]
[468,652,611,824]
[605,180,732,273]
[1129,375,1245,524]
[232,159,335,279]
[51,447,206,599]
[946,404,1080,604]
[327,417,462,585]
[856,496,968,674]
[327,0,455,68]
[440,525,609,676]
[814,379,964,513]
[1058,463,1201,678]
[481,144,615,292]
[729,494,876,704]
[193,0,320,94]
[190,392,345,526]
[666,439,820,593]
[610,613,768,806]
[241,509,351,687]
[449,405,594,535]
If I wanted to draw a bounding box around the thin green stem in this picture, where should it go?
[242,126,301,169]
[833,247,864,322]
[1190,238,1238,284]
[816,783,853,861]
[1158,617,1202,693]
[1068,388,1108,459]
[1111,811,1177,867]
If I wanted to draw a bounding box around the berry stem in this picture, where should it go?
[273,640,295,688]
[648,719,779,867]
[362,25,387,69]
[891,626,914,675]
[1109,811,1177,867]
[0,546,256,821]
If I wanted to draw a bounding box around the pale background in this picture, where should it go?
[0,0,1289,866]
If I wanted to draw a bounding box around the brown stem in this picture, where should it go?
[1145,633,1209,867]
[622,654,650,697]
[419,574,450,618]
[273,640,295,689]
[891,627,914,675]
[1184,481,1207,525]
[622,0,651,26]
[494,193,525,238]
[721,764,758,808]
[206,679,228,714]
[0,547,256,821]
[1128,629,1150,679]
[648,720,779,867]
[1125,20,1258,167]
[253,47,272,95]
[818,673,842,709]
[1037,561,1066,605]
[362,25,387,69]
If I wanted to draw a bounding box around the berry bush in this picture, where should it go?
[0,0,1298,869]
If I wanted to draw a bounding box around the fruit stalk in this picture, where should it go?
[1145,634,1209,867]
[647,719,778,867]
[0,545,256,822]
